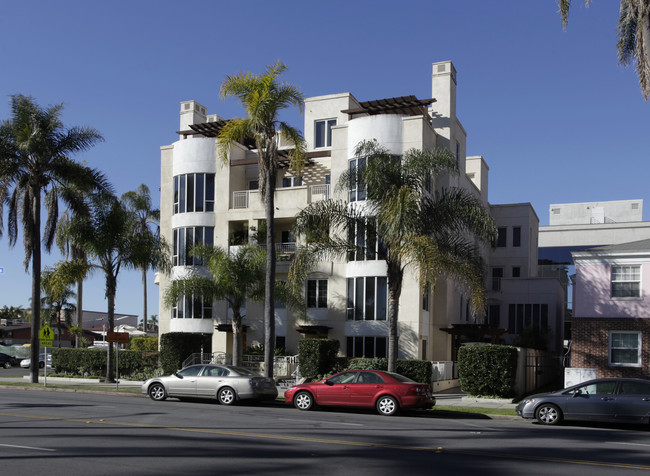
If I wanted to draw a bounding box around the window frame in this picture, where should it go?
[609,331,642,367]
[346,276,387,321]
[496,227,507,247]
[611,265,642,299]
[315,119,337,148]
[173,173,215,214]
[306,279,328,309]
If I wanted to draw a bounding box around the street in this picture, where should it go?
[0,388,649,475]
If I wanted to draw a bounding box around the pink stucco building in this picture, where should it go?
[572,239,650,378]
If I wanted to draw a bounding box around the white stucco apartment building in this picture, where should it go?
[158,61,566,363]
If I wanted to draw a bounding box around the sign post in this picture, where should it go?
[39,325,54,387]
[106,332,129,390]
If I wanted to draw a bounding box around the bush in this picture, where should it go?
[160,332,211,374]
[346,358,432,385]
[130,336,158,352]
[50,347,160,378]
[458,344,518,397]
[297,339,340,379]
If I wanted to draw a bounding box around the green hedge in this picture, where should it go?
[458,344,518,397]
[346,358,432,385]
[129,336,158,352]
[50,348,159,378]
[160,332,211,374]
[297,339,340,379]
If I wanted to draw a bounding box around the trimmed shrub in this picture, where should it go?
[297,339,340,379]
[160,332,211,374]
[346,358,432,385]
[130,336,158,352]
[50,347,159,378]
[458,344,518,397]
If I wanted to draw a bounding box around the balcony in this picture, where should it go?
[231,184,330,210]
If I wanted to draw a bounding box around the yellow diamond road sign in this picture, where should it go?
[39,325,54,340]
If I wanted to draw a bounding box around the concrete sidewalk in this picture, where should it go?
[432,386,517,409]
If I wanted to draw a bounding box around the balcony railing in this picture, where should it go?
[232,191,249,209]
[310,184,330,202]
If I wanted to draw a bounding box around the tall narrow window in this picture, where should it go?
[315,119,336,148]
[346,276,387,320]
[513,227,521,247]
[496,227,507,247]
[307,279,328,308]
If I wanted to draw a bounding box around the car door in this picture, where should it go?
[195,365,228,398]
[315,371,357,405]
[349,371,386,407]
[167,365,204,397]
[612,380,650,423]
[563,380,618,422]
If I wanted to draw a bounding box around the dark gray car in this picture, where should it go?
[516,378,650,425]
[142,364,278,405]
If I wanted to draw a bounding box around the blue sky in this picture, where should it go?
[1,1,648,321]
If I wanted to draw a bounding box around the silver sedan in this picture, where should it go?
[516,378,650,425]
[142,364,278,405]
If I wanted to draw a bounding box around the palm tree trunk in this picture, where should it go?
[142,268,148,333]
[106,277,116,383]
[232,310,243,367]
[30,189,41,384]
[263,164,276,379]
[76,279,83,347]
[387,265,403,373]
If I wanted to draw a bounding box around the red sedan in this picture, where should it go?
[284,369,435,416]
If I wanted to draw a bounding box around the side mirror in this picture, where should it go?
[324,379,334,386]
[174,372,183,379]
[572,389,582,397]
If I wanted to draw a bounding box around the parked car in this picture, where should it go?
[0,353,17,369]
[516,378,650,425]
[19,353,53,369]
[142,364,278,404]
[284,370,435,416]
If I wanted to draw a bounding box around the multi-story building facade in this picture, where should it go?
[572,240,650,378]
[158,61,566,364]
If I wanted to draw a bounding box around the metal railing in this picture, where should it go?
[310,184,330,202]
[232,191,249,209]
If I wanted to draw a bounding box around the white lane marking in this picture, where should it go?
[0,443,56,452]
[609,442,650,448]
[280,418,364,426]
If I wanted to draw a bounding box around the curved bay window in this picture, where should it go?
[172,226,214,266]
[172,294,213,319]
[174,173,215,214]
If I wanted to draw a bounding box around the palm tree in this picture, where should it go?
[121,184,168,333]
[164,244,266,366]
[62,192,139,382]
[0,95,107,383]
[291,141,497,372]
[218,62,306,378]
[40,264,77,347]
[559,0,650,100]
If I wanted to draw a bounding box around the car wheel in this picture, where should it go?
[148,383,167,401]
[218,387,236,405]
[293,391,314,411]
[376,395,399,416]
[535,403,562,425]
[3,361,10,369]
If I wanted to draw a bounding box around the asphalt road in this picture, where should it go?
[0,388,649,475]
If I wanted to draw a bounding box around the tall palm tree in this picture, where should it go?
[218,62,306,378]
[40,264,77,347]
[291,141,497,372]
[62,192,139,382]
[121,184,168,333]
[164,244,266,366]
[0,95,107,383]
[559,0,650,100]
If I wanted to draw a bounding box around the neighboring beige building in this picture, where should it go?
[158,61,566,363]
